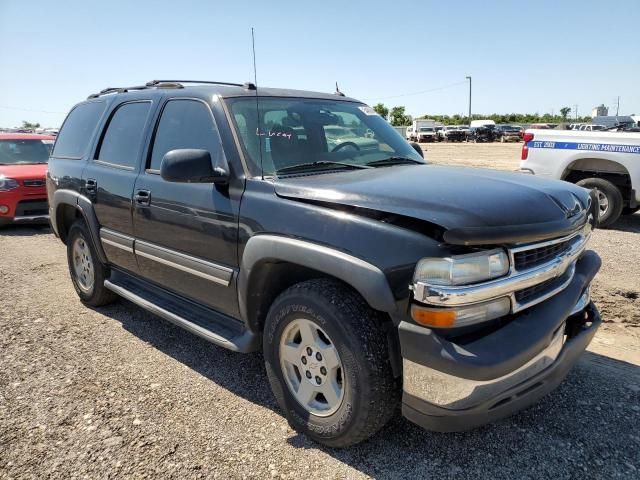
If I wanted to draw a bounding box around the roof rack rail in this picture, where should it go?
[87,80,253,100]
[87,85,148,99]
[145,80,247,88]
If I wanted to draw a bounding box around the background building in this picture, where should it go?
[591,104,609,118]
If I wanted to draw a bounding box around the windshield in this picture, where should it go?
[419,127,434,132]
[227,98,424,176]
[0,139,52,165]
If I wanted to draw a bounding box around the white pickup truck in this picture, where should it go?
[520,129,640,227]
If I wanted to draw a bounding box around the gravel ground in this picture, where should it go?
[1,144,639,479]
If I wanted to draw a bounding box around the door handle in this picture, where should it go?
[86,178,97,199]
[134,189,151,206]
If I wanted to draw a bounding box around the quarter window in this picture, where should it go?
[96,102,152,168]
[149,99,224,171]
[52,101,106,159]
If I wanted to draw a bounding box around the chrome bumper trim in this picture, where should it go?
[413,226,590,312]
[12,214,50,222]
[570,288,590,316]
[403,325,565,409]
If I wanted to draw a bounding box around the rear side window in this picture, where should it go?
[149,99,223,171]
[52,102,106,159]
[96,102,151,168]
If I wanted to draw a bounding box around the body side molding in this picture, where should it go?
[100,228,134,253]
[135,240,234,286]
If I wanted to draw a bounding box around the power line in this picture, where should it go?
[0,105,67,115]
[362,80,468,101]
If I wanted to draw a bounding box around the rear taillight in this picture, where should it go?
[521,133,534,160]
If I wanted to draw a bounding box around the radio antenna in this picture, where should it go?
[251,27,264,179]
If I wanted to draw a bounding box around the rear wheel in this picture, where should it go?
[263,279,399,447]
[576,178,624,228]
[66,220,117,306]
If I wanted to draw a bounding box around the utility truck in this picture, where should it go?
[520,129,640,226]
[406,119,438,143]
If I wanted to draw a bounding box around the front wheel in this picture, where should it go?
[576,178,624,228]
[263,279,399,447]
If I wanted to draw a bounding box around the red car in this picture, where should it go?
[0,133,55,227]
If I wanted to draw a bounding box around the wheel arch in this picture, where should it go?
[52,189,107,264]
[238,235,398,334]
[561,158,633,206]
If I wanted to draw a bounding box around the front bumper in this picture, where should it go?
[501,135,522,142]
[399,250,601,431]
[0,188,49,225]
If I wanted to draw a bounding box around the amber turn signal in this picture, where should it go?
[411,305,457,328]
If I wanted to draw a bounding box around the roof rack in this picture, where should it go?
[145,79,248,88]
[147,80,256,90]
[87,85,150,99]
[87,80,254,99]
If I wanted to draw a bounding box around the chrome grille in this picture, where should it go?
[513,239,572,271]
[514,266,573,306]
[413,222,592,315]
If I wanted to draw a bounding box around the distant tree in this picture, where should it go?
[559,107,571,121]
[21,121,40,130]
[390,106,412,126]
[372,103,389,120]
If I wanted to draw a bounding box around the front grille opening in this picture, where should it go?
[16,199,48,217]
[514,239,572,271]
[515,268,572,305]
[515,278,557,303]
[23,179,46,187]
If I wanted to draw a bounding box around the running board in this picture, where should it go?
[104,273,259,353]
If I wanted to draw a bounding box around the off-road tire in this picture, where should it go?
[263,278,399,448]
[576,178,623,228]
[66,220,117,307]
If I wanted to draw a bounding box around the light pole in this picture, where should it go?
[466,76,472,125]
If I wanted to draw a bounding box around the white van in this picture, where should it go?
[470,119,496,128]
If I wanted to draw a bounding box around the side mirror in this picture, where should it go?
[160,149,229,185]
[410,142,424,158]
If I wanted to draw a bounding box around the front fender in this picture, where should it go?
[238,234,398,325]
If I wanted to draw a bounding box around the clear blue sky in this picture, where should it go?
[1,0,639,127]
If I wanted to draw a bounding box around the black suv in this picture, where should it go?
[48,80,601,447]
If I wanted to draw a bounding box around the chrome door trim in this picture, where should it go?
[134,240,233,286]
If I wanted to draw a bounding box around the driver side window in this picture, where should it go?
[149,99,224,172]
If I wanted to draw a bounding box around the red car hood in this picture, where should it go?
[0,163,48,180]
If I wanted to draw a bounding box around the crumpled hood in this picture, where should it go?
[274,165,593,245]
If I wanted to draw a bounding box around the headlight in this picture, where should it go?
[0,176,19,192]
[414,249,509,286]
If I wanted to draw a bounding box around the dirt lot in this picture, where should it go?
[1,143,639,479]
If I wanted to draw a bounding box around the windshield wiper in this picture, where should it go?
[276,161,371,175]
[366,156,423,167]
